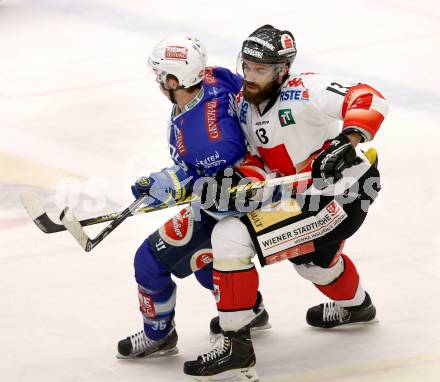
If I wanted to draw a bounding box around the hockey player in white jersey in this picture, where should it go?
[184,25,388,380]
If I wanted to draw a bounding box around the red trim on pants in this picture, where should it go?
[315,254,359,301]
[213,267,259,312]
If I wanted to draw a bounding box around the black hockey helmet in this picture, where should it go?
[241,25,297,66]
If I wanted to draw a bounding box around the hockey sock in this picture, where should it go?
[214,266,259,331]
[314,254,366,307]
[138,281,177,340]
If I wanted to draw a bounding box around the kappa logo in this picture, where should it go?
[165,46,188,60]
[159,207,194,246]
[279,109,295,127]
[288,77,305,88]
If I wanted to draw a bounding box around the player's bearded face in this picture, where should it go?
[243,79,280,105]
[242,60,284,105]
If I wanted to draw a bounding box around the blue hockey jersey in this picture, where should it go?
[168,67,245,181]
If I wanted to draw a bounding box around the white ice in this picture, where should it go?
[1,1,440,381]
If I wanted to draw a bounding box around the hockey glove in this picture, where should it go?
[202,165,267,212]
[312,133,362,187]
[131,167,190,207]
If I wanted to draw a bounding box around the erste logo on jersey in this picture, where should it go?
[240,101,249,123]
[165,46,188,60]
[159,207,194,246]
[280,89,309,102]
[280,77,309,102]
[205,100,222,141]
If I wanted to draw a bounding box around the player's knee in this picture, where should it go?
[211,217,254,259]
[293,256,344,285]
[194,263,214,290]
[134,238,171,290]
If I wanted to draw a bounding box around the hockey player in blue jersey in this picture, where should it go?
[116,36,270,359]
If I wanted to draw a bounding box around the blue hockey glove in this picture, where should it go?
[131,167,191,207]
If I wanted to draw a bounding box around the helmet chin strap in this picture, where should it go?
[169,88,177,104]
[160,82,181,105]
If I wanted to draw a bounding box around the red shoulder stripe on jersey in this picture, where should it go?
[342,84,386,141]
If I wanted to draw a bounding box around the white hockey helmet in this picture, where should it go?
[148,35,208,88]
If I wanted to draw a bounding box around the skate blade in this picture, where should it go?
[209,323,272,340]
[185,366,259,382]
[338,317,380,329]
[251,323,271,332]
[116,346,178,359]
[312,318,380,330]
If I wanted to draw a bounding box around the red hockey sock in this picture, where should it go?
[315,254,360,301]
[213,267,259,312]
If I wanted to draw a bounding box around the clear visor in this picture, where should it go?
[236,52,286,84]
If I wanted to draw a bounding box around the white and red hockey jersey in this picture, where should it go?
[236,72,389,194]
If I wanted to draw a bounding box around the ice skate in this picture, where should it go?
[306,292,377,328]
[116,328,178,359]
[184,327,259,381]
[210,292,271,336]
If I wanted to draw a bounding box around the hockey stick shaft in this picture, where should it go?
[60,194,150,252]
[22,172,311,236]
[60,172,311,252]
[20,191,194,234]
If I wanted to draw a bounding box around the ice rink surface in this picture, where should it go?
[1,0,440,381]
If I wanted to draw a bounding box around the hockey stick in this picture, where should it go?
[60,195,150,252]
[20,191,195,234]
[20,191,125,234]
[60,172,312,252]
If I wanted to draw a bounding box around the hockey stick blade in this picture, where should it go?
[60,207,92,251]
[61,195,149,252]
[20,191,66,233]
[20,191,126,234]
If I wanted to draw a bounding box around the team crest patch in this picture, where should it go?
[159,207,194,246]
[279,109,295,127]
[190,249,213,272]
[281,34,294,49]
